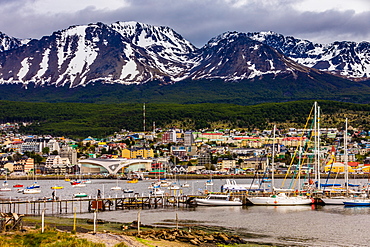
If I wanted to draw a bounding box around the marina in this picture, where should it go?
[0,177,370,245]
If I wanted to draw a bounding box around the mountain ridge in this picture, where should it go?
[0,21,369,89]
[0,21,370,105]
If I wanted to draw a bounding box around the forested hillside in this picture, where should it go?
[1,100,370,139]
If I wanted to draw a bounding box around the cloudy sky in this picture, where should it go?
[0,0,369,47]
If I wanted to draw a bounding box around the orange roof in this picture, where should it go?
[348,162,359,167]
[282,137,307,141]
[234,137,260,140]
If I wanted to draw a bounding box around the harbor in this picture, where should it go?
[1,178,370,246]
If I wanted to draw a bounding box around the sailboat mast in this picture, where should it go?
[143,103,146,132]
[271,125,276,190]
[344,118,349,196]
[313,102,321,190]
[317,105,321,190]
[314,102,318,186]
[298,146,302,191]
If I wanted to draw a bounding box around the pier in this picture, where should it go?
[0,192,256,216]
[0,194,197,216]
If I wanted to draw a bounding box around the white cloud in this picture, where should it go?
[292,0,369,13]
[0,0,368,47]
[28,0,129,14]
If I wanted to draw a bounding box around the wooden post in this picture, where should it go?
[137,209,141,235]
[93,210,97,235]
[41,208,45,233]
[73,207,76,232]
[176,213,178,230]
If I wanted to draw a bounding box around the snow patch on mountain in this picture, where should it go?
[247,32,370,79]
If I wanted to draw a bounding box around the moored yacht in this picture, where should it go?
[195,194,242,206]
[247,193,313,206]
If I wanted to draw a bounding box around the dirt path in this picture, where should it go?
[78,232,147,247]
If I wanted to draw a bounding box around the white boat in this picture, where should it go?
[82,180,92,184]
[0,181,11,191]
[111,177,122,190]
[123,189,134,193]
[247,193,313,206]
[222,179,260,192]
[23,188,41,194]
[168,184,180,190]
[159,180,172,187]
[150,187,165,195]
[343,198,370,206]
[111,186,122,190]
[195,194,242,206]
[72,183,86,188]
[181,182,190,188]
[321,119,363,206]
[321,196,351,205]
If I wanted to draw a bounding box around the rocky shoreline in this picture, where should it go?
[20,216,269,246]
[127,228,246,245]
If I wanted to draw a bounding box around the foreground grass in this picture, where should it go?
[20,216,277,247]
[0,229,105,247]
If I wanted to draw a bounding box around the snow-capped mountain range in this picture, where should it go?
[0,21,369,88]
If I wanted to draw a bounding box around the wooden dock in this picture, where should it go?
[0,194,198,216]
[0,192,327,216]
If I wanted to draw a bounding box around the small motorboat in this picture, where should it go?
[168,185,180,190]
[181,183,190,188]
[23,188,41,194]
[123,189,134,193]
[127,179,138,184]
[82,180,92,184]
[51,186,64,190]
[195,194,242,206]
[74,192,88,198]
[70,181,81,185]
[111,186,122,190]
[13,184,24,188]
[27,182,40,189]
[72,183,86,188]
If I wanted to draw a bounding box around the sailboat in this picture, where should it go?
[321,118,362,205]
[0,171,11,192]
[247,125,313,206]
[111,176,122,190]
[24,166,41,193]
[0,180,11,192]
[71,169,87,187]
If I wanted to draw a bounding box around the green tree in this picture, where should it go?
[42,147,50,154]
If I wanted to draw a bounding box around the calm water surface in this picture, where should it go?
[1,178,369,246]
